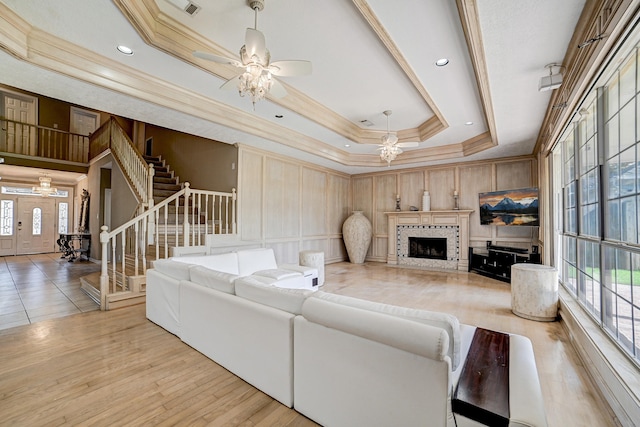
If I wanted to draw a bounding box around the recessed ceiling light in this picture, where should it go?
[117,45,134,56]
[275,114,284,119]
[345,144,350,147]
[435,58,449,67]
[465,121,473,126]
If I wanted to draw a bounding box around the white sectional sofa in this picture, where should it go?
[145,249,547,426]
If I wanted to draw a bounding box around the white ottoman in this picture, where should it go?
[299,250,325,286]
[511,263,558,321]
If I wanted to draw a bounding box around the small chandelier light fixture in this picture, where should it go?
[378,110,402,166]
[33,176,57,197]
[238,50,273,105]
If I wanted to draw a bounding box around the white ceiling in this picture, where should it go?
[0,0,586,177]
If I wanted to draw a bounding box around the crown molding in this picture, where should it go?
[0,1,495,168]
[112,0,453,145]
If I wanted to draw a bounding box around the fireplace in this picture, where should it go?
[396,224,459,269]
[409,237,447,260]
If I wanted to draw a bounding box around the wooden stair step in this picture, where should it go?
[154,176,178,185]
[154,170,173,178]
[154,189,180,197]
[154,183,182,191]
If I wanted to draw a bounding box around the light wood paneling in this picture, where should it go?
[302,168,327,237]
[265,158,300,239]
[327,174,350,235]
[459,164,493,243]
[496,160,536,240]
[374,174,397,235]
[239,150,263,241]
[328,237,347,262]
[399,171,424,210]
[352,176,373,215]
[428,169,456,210]
[267,240,302,265]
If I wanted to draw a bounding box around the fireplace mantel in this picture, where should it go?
[385,210,473,271]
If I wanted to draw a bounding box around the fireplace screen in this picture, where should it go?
[408,237,447,260]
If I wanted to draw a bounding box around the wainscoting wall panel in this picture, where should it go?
[351,155,539,263]
[238,149,263,242]
[238,145,351,264]
[302,168,327,237]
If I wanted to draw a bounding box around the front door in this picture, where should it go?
[16,198,55,255]
[0,198,16,256]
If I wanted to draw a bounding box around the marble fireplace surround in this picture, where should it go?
[385,210,473,271]
[398,225,459,269]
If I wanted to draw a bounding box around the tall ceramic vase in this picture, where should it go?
[342,211,372,264]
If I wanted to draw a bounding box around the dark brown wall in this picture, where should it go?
[146,124,238,192]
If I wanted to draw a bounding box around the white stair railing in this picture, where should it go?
[89,117,154,210]
[99,183,236,310]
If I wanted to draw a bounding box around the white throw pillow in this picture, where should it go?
[237,248,278,276]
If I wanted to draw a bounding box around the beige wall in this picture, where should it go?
[238,145,350,264]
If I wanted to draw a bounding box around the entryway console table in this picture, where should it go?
[57,233,91,262]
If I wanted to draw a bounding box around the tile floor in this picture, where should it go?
[0,253,101,330]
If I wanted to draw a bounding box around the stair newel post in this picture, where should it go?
[99,225,109,311]
[232,188,237,235]
[147,163,155,245]
[183,182,190,247]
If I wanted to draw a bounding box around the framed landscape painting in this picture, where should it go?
[478,187,539,226]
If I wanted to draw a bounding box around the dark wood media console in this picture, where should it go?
[452,327,510,427]
[469,244,540,283]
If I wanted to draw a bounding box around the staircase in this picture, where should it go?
[143,155,182,205]
[86,118,237,310]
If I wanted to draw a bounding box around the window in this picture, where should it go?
[32,207,41,235]
[58,202,68,234]
[0,200,13,236]
[553,33,640,365]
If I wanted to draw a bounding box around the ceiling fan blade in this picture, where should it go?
[219,75,241,91]
[269,79,288,98]
[245,28,267,59]
[269,60,312,76]
[193,51,242,67]
[397,142,419,148]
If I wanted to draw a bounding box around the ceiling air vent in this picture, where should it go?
[164,0,200,16]
[359,119,375,127]
[184,2,200,16]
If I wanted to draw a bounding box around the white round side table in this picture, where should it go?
[511,263,558,321]
[299,250,325,286]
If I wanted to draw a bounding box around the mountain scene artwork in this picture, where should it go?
[478,187,539,226]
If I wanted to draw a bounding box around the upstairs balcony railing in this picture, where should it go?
[0,118,89,163]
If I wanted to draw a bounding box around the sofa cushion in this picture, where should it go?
[235,275,314,314]
[152,259,193,281]
[310,292,462,370]
[171,252,239,275]
[189,265,238,294]
[253,268,302,281]
[300,294,449,360]
[237,248,278,276]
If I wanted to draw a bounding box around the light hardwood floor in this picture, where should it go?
[0,260,616,426]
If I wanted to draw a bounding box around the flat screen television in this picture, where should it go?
[479,187,539,226]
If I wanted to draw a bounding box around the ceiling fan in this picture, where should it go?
[378,110,419,166]
[193,0,311,108]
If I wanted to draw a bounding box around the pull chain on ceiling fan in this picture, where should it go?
[193,0,312,108]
